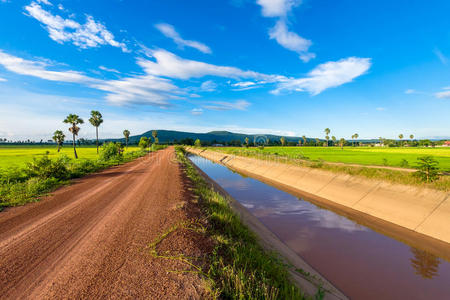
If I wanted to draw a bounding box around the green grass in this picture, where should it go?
[176,146,323,300]
[213,146,450,172]
[0,145,141,169]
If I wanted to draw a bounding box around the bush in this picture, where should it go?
[100,142,124,161]
[25,155,69,180]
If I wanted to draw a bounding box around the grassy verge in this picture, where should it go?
[176,146,316,300]
[208,147,450,192]
[0,144,166,210]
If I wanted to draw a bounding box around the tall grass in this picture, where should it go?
[176,146,313,299]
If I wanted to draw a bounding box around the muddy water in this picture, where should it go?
[189,155,450,300]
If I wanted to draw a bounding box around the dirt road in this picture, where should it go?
[0,147,211,299]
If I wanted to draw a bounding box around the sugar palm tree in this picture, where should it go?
[152,130,158,143]
[332,136,336,146]
[245,137,249,147]
[302,135,307,146]
[280,137,286,146]
[123,129,130,148]
[52,130,65,152]
[339,138,345,150]
[89,110,103,154]
[410,134,414,145]
[315,138,320,146]
[399,134,404,147]
[353,133,359,146]
[63,114,84,159]
[324,128,330,146]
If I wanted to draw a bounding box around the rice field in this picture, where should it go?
[0,145,141,169]
[213,146,450,171]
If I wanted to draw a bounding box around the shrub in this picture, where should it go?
[415,156,440,182]
[25,154,69,180]
[100,142,124,161]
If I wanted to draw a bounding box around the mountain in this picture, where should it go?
[106,130,312,144]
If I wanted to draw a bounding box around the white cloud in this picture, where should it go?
[376,107,386,111]
[200,80,217,91]
[137,49,281,81]
[405,89,416,94]
[99,65,120,73]
[24,1,128,52]
[232,81,256,87]
[155,23,211,54]
[37,0,52,5]
[273,57,371,95]
[203,100,250,111]
[269,20,314,62]
[434,48,448,65]
[0,77,6,82]
[0,50,91,83]
[435,90,450,99]
[256,0,300,17]
[191,108,204,115]
[256,0,314,62]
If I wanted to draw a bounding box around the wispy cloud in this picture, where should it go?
[0,77,6,82]
[155,23,211,54]
[191,108,204,115]
[0,50,91,82]
[273,57,371,95]
[0,49,370,107]
[203,100,250,111]
[24,1,128,52]
[200,80,217,91]
[376,107,386,111]
[434,48,448,65]
[405,89,416,94]
[435,90,450,99]
[256,0,314,62]
[99,65,120,73]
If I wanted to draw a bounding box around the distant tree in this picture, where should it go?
[138,137,149,151]
[352,133,359,146]
[152,130,158,143]
[339,138,345,150]
[410,134,414,145]
[331,136,336,146]
[123,129,130,148]
[415,156,440,182]
[63,114,84,159]
[245,137,249,147]
[194,138,201,147]
[315,138,320,146]
[280,137,286,146]
[324,128,330,146]
[52,130,65,152]
[302,135,307,146]
[379,136,384,147]
[399,134,404,147]
[298,139,302,146]
[89,110,103,154]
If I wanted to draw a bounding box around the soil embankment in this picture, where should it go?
[187,148,450,245]
[0,147,211,299]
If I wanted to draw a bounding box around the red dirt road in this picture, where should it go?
[0,147,211,299]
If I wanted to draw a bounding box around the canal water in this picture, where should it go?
[189,155,450,300]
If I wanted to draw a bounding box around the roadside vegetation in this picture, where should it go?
[176,146,319,299]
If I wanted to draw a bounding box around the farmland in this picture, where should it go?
[0,145,141,169]
[213,146,450,172]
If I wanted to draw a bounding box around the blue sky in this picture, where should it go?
[0,0,449,141]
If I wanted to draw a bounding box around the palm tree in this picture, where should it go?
[399,134,404,147]
[89,110,103,154]
[52,130,65,152]
[379,136,383,147]
[245,137,249,147]
[298,139,302,146]
[280,137,286,146]
[353,133,359,146]
[123,129,130,148]
[152,130,158,143]
[410,134,414,145]
[324,128,330,146]
[302,135,307,146]
[331,136,336,146]
[315,138,320,146]
[339,138,345,150]
[63,114,84,159]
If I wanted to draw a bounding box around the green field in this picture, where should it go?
[0,145,141,169]
[214,146,450,172]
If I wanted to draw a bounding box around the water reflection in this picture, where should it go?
[410,248,441,279]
